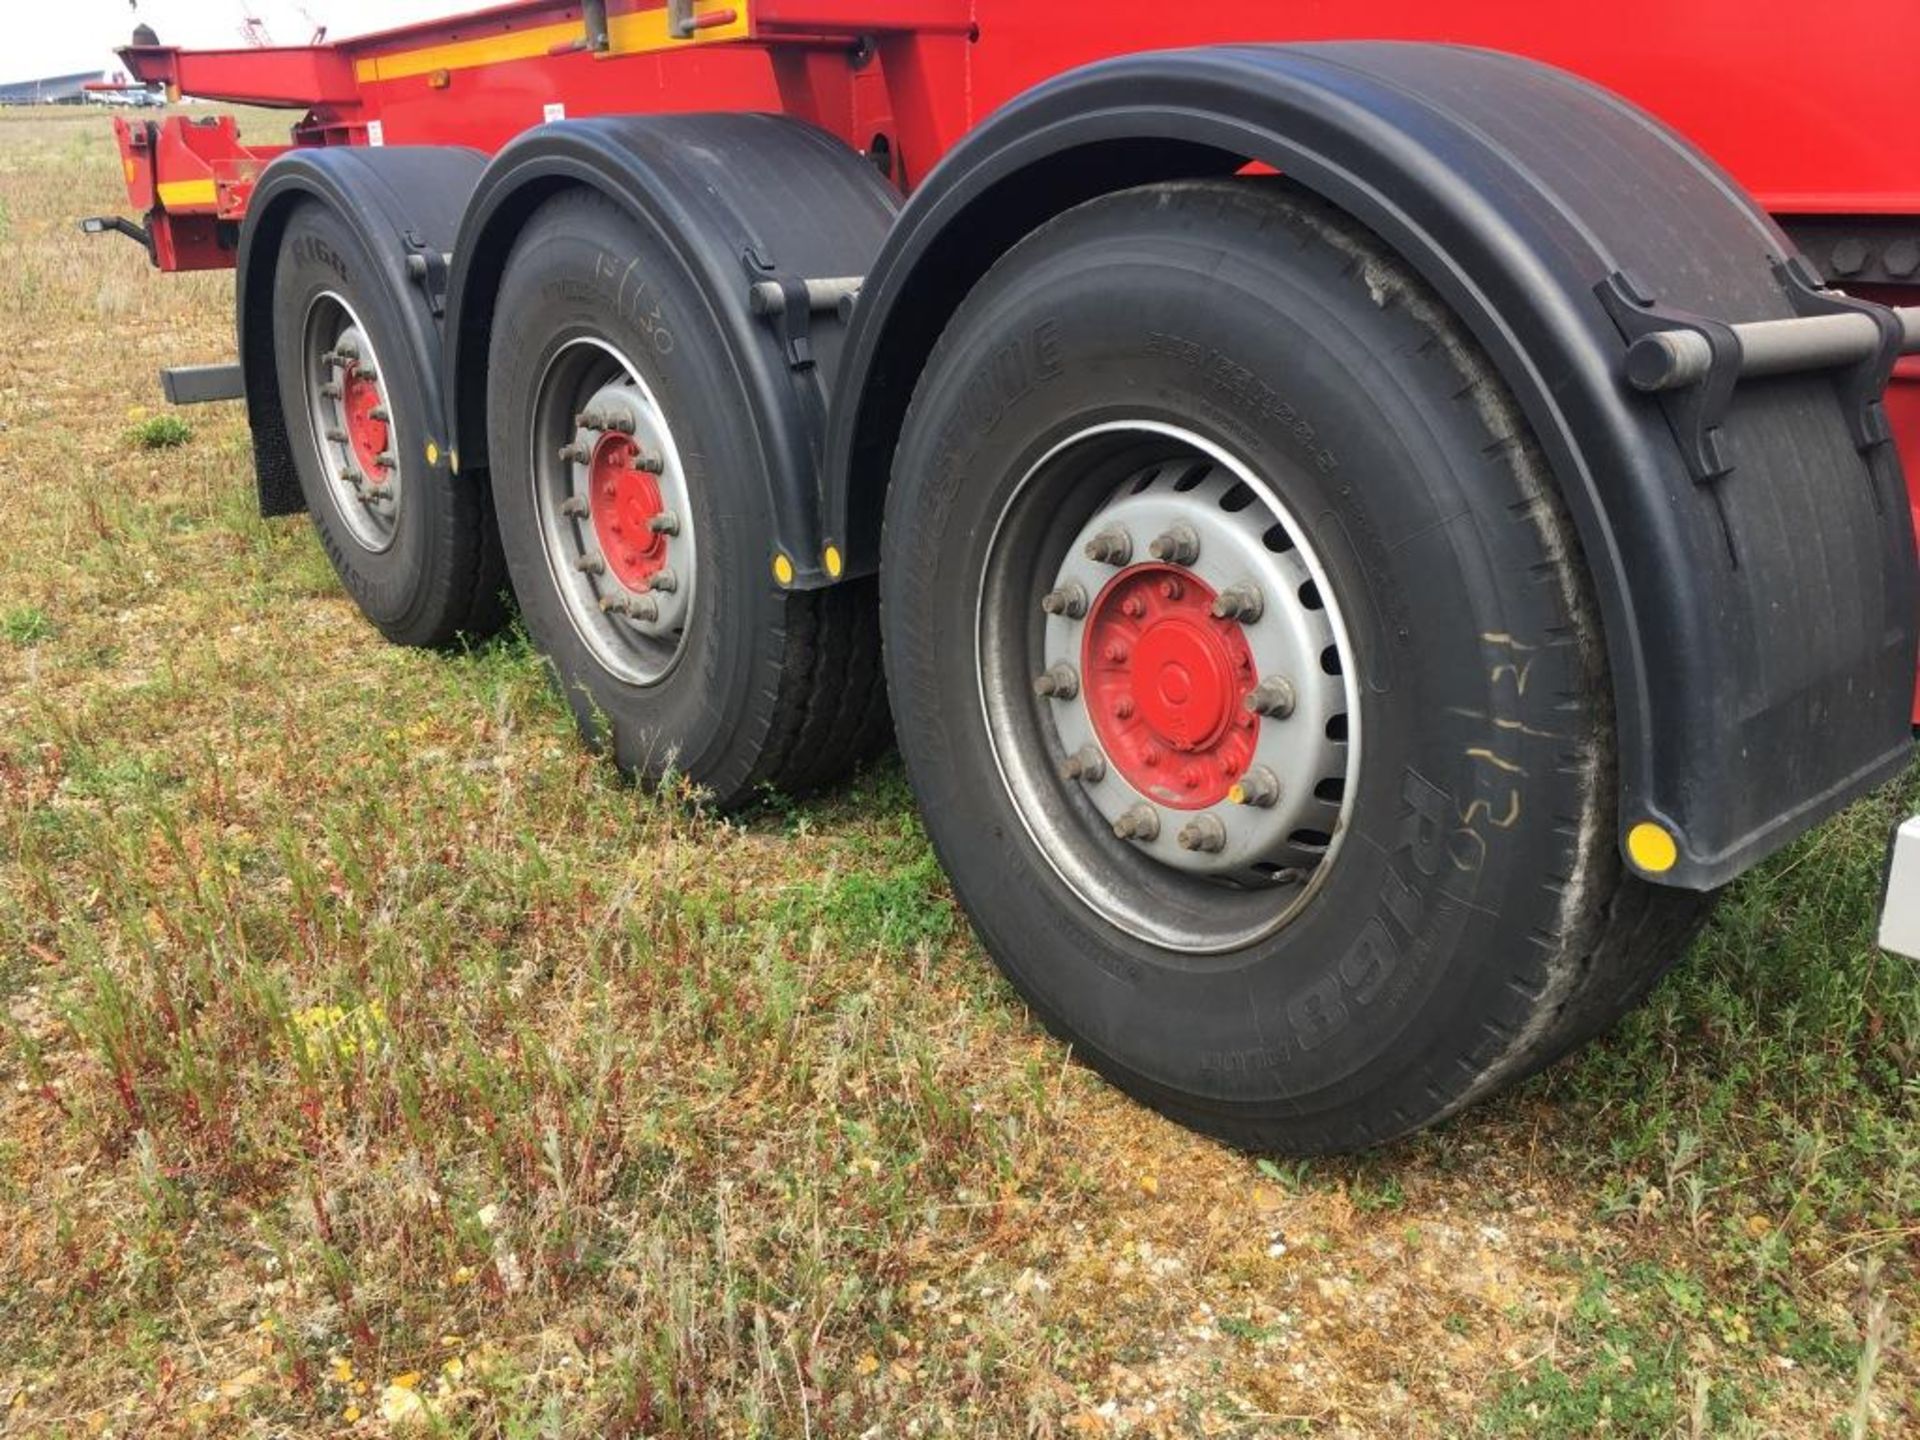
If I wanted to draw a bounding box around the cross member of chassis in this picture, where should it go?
[88,1,1920,1152]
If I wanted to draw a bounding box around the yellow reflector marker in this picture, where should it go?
[772,552,795,586]
[1226,783,1247,805]
[823,543,843,578]
[425,440,440,467]
[156,178,218,210]
[1626,821,1678,874]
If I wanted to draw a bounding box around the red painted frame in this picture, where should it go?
[108,0,1920,714]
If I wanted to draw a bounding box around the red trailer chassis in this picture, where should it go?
[91,1,1920,1150]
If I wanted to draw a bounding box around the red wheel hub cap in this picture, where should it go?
[1081,564,1260,808]
[588,432,669,589]
[341,362,390,485]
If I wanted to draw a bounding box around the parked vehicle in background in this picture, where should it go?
[84,1,1920,1153]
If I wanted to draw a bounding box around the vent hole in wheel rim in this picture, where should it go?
[1219,481,1255,512]
[1314,777,1346,803]
[1326,713,1349,742]
[1320,645,1342,675]
[1262,523,1295,553]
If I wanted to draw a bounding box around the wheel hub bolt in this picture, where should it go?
[1121,596,1145,619]
[1112,804,1160,841]
[577,409,606,431]
[1159,577,1185,601]
[1229,765,1282,808]
[1084,526,1133,566]
[648,567,678,593]
[604,412,637,436]
[1114,698,1136,720]
[320,382,341,400]
[325,426,348,443]
[648,511,680,536]
[1245,675,1297,719]
[1103,642,1129,664]
[1059,745,1107,783]
[631,451,665,475]
[1211,582,1265,623]
[1181,765,1202,790]
[600,593,660,621]
[561,496,589,518]
[368,406,390,423]
[1032,663,1080,700]
[559,442,590,464]
[1148,524,1200,566]
[1041,582,1088,618]
[575,554,606,576]
[1176,813,1228,853]
[374,451,397,471]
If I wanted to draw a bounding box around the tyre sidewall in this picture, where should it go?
[885,187,1600,1145]
[486,195,787,799]
[272,201,455,643]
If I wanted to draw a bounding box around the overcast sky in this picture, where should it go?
[1,2,467,85]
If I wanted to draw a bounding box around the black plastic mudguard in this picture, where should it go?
[235,146,483,517]
[439,114,899,575]
[819,42,1918,889]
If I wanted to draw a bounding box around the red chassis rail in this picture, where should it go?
[112,0,1920,713]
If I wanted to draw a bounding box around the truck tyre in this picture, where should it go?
[485,188,888,806]
[270,198,507,646]
[882,180,1716,1153]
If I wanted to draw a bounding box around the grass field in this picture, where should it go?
[2,103,1917,1438]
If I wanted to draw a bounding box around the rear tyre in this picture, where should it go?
[486,188,888,807]
[883,180,1714,1153]
[271,199,507,646]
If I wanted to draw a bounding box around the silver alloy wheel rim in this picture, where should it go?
[302,292,400,553]
[530,337,697,687]
[976,422,1363,953]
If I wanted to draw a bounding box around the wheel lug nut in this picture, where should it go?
[1121,596,1145,619]
[648,511,680,536]
[1245,675,1296,719]
[1112,804,1160,842]
[601,593,660,621]
[605,412,637,436]
[1041,582,1088,618]
[1084,526,1133,566]
[1031,663,1079,700]
[578,409,606,431]
[1103,642,1129,664]
[374,451,396,471]
[325,426,347,443]
[320,382,341,400]
[559,443,589,464]
[1177,813,1228,853]
[1159,578,1185,601]
[575,554,606,576]
[561,496,589,518]
[1059,745,1107,783]
[1229,765,1282,808]
[1211,582,1264,623]
[1148,524,1200,566]
[631,452,665,475]
[648,568,678,593]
